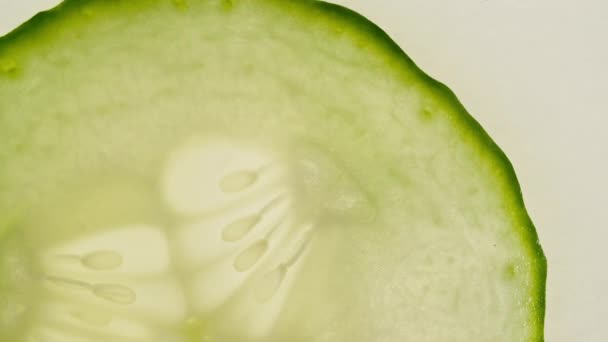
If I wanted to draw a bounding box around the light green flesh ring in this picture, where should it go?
[0,0,545,341]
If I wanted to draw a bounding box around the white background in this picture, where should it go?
[1,0,607,341]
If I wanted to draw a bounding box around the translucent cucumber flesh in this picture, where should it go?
[0,0,545,341]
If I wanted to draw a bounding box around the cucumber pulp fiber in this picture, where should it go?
[0,0,546,341]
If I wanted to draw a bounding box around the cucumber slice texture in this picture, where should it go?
[0,0,546,341]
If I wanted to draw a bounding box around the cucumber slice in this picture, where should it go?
[0,0,546,341]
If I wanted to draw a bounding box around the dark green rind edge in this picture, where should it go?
[0,0,546,340]
[305,3,547,340]
[298,3,547,340]
[0,0,151,56]
[0,3,61,42]
[0,0,81,57]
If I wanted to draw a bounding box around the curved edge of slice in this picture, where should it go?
[0,0,546,340]
[302,4,548,339]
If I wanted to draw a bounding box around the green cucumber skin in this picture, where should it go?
[0,0,546,341]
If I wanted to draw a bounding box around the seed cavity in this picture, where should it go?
[234,240,268,272]
[285,227,315,267]
[92,283,137,305]
[45,276,136,305]
[72,311,112,327]
[221,195,287,243]
[81,250,123,271]
[222,215,261,242]
[220,170,258,193]
[45,275,90,290]
[254,265,287,303]
[260,194,287,215]
[164,141,284,215]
